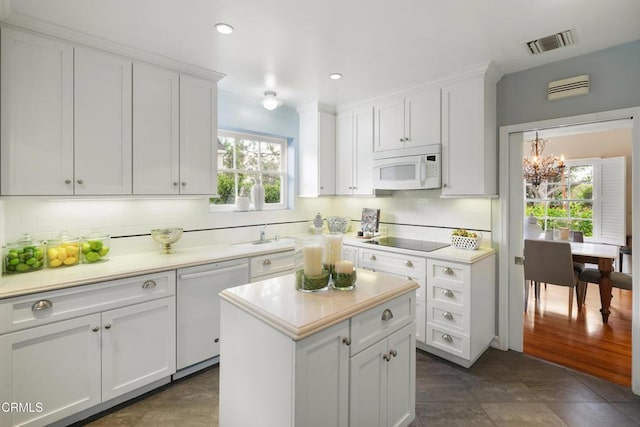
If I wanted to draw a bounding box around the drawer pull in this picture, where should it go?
[389,349,398,358]
[31,300,52,312]
[215,338,219,343]
[441,333,453,343]
[104,324,112,330]
[406,276,412,281]
[92,326,100,332]
[442,311,454,321]
[263,259,272,266]
[142,280,157,289]
[442,267,454,275]
[369,255,376,261]
[342,337,351,346]
[383,352,391,362]
[404,260,413,267]
[442,289,454,298]
[381,308,394,321]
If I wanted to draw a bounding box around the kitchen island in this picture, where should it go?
[219,270,419,427]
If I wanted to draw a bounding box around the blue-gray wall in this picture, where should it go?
[497,40,640,126]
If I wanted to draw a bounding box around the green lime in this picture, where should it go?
[25,258,36,266]
[15,248,24,254]
[98,247,109,257]
[7,250,18,259]
[15,263,30,272]
[85,251,100,263]
[8,258,19,266]
[33,261,43,269]
[33,249,43,259]
[6,265,16,272]
[89,240,103,251]
[82,242,91,254]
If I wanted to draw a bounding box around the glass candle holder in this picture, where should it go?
[296,269,330,292]
[333,260,356,290]
[322,232,343,276]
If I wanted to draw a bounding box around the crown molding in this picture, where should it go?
[0,3,225,82]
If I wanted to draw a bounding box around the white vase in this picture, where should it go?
[251,180,265,211]
[235,196,250,211]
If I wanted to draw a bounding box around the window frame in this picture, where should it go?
[210,129,288,212]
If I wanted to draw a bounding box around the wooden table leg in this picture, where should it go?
[598,258,614,323]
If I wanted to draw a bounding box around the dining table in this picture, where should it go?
[569,241,620,323]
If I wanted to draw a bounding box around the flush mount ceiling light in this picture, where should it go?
[214,23,234,35]
[262,91,280,110]
[329,73,343,80]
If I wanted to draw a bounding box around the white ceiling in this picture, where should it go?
[5,0,640,109]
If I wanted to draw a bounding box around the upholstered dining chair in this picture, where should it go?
[577,268,632,307]
[523,239,582,312]
[572,231,586,275]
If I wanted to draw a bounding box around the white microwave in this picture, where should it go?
[372,146,441,190]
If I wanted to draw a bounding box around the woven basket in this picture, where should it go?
[450,234,481,250]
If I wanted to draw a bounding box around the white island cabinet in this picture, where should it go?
[219,271,418,427]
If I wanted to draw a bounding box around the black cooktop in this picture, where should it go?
[364,237,449,253]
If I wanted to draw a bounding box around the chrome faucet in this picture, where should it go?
[259,225,267,242]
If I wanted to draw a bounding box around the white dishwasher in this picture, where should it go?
[176,258,249,375]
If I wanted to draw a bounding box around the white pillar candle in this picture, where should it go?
[323,233,343,266]
[335,260,354,274]
[303,245,323,276]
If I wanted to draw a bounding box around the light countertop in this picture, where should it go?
[220,270,419,340]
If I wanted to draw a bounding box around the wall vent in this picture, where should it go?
[526,29,575,55]
[547,75,589,100]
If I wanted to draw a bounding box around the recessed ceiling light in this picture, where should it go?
[329,73,343,80]
[215,23,234,35]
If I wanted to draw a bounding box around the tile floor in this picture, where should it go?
[80,348,640,426]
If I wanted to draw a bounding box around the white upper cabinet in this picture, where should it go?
[336,105,374,196]
[1,28,74,195]
[75,47,132,195]
[297,102,336,197]
[441,64,499,197]
[133,62,181,194]
[179,75,218,195]
[373,87,440,156]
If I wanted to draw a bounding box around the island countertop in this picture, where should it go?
[220,269,419,341]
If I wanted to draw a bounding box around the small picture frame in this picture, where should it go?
[361,208,380,233]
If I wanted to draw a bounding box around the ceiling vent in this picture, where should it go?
[526,29,575,55]
[548,75,589,100]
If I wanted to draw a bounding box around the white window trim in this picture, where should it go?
[210,129,288,212]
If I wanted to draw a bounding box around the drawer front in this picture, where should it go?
[426,324,470,359]
[428,305,466,333]
[0,271,176,334]
[429,284,465,309]
[250,250,295,280]
[427,259,468,288]
[350,292,415,355]
[360,249,426,298]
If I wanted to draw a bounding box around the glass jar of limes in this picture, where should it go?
[46,231,81,268]
[4,234,45,274]
[80,230,111,263]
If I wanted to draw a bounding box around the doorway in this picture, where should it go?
[495,107,640,393]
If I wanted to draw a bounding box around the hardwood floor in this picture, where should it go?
[524,281,632,387]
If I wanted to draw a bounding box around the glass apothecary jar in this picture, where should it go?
[4,233,45,274]
[81,230,111,263]
[46,231,81,268]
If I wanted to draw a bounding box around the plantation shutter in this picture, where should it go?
[597,156,626,245]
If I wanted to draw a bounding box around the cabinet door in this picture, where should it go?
[386,323,416,427]
[353,105,374,195]
[133,63,180,194]
[179,74,218,195]
[335,110,354,195]
[343,245,359,267]
[318,111,336,195]
[102,297,176,401]
[1,28,74,195]
[349,338,388,427]
[374,95,404,153]
[0,314,101,427]
[75,47,132,195]
[404,87,440,148]
[296,320,349,427]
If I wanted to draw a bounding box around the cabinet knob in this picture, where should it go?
[443,183,448,188]
[142,280,157,289]
[404,260,413,267]
[263,259,272,266]
[381,308,394,321]
[369,255,376,261]
[442,289,454,298]
[442,311,454,321]
[320,186,324,190]
[181,182,187,186]
[215,338,219,343]
[442,267,454,275]
[173,182,179,186]
[104,324,112,330]
[399,138,404,142]
[383,352,391,362]
[92,326,100,332]
[31,299,52,312]
[65,179,72,184]
[389,349,398,357]
[77,179,84,185]
[405,137,410,142]
[441,333,453,343]
[342,337,351,346]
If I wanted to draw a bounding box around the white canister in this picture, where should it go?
[235,196,250,211]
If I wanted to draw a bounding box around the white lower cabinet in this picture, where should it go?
[0,271,176,427]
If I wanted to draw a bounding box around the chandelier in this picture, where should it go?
[523,132,565,186]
